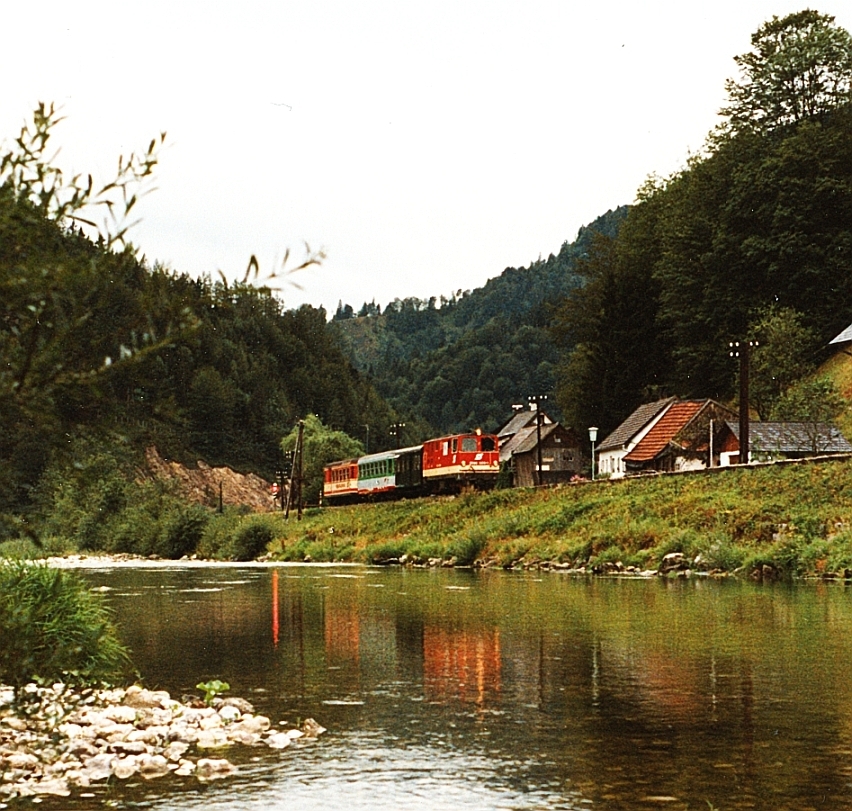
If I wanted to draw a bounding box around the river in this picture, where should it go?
[33,562,852,810]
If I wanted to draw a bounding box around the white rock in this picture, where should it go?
[266,732,291,749]
[196,758,236,780]
[226,728,260,746]
[195,729,230,749]
[112,756,139,780]
[174,759,195,776]
[235,715,270,734]
[104,706,137,724]
[81,753,114,782]
[138,754,170,779]
[5,753,39,771]
[31,778,70,796]
[218,705,241,723]
[163,741,189,762]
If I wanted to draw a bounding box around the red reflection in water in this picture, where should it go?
[272,569,279,647]
[423,626,501,706]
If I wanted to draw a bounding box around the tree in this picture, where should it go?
[281,414,363,505]
[721,10,852,134]
[748,306,820,420]
[770,376,845,453]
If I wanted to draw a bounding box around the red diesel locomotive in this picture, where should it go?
[323,431,500,504]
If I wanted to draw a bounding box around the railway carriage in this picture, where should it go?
[322,432,499,504]
[323,459,359,503]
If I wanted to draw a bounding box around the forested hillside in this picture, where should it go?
[553,10,852,438]
[0,105,395,527]
[334,207,627,435]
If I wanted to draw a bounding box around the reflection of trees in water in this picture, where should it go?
[88,567,852,808]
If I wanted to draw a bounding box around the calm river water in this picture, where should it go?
[36,563,852,810]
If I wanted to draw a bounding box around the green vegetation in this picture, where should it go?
[0,104,397,548]
[553,11,852,438]
[334,208,627,435]
[0,561,130,698]
[246,458,852,578]
[196,679,230,706]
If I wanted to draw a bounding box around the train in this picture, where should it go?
[322,430,500,504]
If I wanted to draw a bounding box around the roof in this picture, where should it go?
[726,422,852,454]
[499,423,566,462]
[830,322,852,345]
[623,401,705,463]
[497,409,552,439]
[597,398,676,453]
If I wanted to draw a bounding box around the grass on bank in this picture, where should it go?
[255,458,852,576]
[7,456,852,578]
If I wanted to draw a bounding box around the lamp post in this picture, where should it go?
[588,426,598,481]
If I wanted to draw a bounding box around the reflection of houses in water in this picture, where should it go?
[324,605,361,666]
[423,625,501,705]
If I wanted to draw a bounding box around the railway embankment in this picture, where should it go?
[264,455,852,579]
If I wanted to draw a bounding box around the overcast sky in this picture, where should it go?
[2,1,850,315]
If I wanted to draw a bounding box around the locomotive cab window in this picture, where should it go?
[461,437,477,453]
[451,439,458,453]
[481,437,496,452]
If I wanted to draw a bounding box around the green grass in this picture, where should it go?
[255,458,852,577]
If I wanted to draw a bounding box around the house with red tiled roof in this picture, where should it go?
[598,398,736,478]
[597,398,675,479]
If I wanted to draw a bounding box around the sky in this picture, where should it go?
[2,1,850,316]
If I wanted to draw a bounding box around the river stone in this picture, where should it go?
[81,753,114,781]
[219,696,255,714]
[124,686,169,710]
[32,777,70,796]
[218,705,241,723]
[235,715,271,734]
[196,758,236,780]
[174,758,195,776]
[5,753,39,770]
[163,741,189,762]
[105,705,137,724]
[138,754,170,779]
[266,732,291,749]
[196,729,230,749]
[302,718,327,737]
[199,714,223,730]
[226,728,260,746]
[109,740,148,755]
[112,756,139,779]
[3,717,27,732]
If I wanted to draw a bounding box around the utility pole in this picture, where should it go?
[729,341,757,464]
[528,395,547,486]
[389,422,406,449]
[285,420,305,521]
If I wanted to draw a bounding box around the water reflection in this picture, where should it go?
[51,564,852,810]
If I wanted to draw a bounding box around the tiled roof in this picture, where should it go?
[726,421,852,454]
[597,398,675,452]
[623,401,704,463]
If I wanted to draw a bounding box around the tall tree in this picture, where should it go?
[721,10,852,133]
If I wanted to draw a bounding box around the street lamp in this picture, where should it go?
[588,426,598,481]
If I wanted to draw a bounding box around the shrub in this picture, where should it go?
[0,562,130,698]
[232,519,275,561]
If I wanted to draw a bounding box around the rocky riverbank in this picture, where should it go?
[0,682,325,802]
